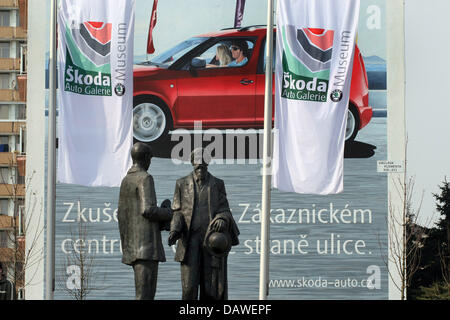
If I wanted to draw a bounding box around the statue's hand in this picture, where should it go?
[168,231,181,246]
[211,219,227,233]
[143,206,158,219]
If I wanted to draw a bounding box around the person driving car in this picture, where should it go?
[228,40,248,67]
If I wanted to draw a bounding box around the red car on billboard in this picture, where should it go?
[133,26,372,144]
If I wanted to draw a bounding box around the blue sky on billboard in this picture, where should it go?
[46,0,386,60]
[134,0,386,60]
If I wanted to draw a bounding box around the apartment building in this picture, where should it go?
[0,0,27,299]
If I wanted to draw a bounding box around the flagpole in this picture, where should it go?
[259,0,274,300]
[46,0,57,300]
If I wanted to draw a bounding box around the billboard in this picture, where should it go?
[38,0,390,300]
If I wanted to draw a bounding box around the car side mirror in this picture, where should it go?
[191,57,206,68]
[189,57,206,76]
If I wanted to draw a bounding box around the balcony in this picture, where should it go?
[0,212,23,231]
[0,89,20,102]
[0,153,24,172]
[0,26,27,40]
[0,0,18,9]
[0,121,24,134]
[0,152,16,166]
[0,58,20,71]
[0,214,13,230]
[0,184,24,197]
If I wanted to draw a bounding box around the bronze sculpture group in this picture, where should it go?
[118,143,239,300]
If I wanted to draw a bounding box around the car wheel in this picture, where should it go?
[132,97,172,143]
[346,105,360,142]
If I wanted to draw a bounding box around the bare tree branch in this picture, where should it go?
[378,139,433,300]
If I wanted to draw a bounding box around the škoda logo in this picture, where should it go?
[64,21,113,96]
[281,26,334,103]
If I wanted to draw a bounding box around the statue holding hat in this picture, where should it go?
[168,148,240,300]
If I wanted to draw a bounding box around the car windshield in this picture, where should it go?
[147,37,208,68]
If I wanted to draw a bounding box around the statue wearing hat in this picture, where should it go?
[168,148,239,300]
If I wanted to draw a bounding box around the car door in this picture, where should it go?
[176,39,257,128]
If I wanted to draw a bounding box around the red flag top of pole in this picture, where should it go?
[234,0,246,28]
[147,0,158,54]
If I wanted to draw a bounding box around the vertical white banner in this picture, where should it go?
[272,0,360,195]
[57,0,134,187]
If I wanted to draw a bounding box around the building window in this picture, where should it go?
[0,167,10,183]
[0,74,9,89]
[0,199,9,215]
[0,42,10,58]
[15,199,23,216]
[17,288,24,300]
[0,230,7,247]
[15,168,24,185]
[0,135,8,153]
[0,11,10,27]
[20,43,26,74]
[17,105,25,120]
[15,9,19,28]
[16,176,24,185]
[0,105,8,119]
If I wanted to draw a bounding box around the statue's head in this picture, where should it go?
[190,147,210,180]
[131,142,153,171]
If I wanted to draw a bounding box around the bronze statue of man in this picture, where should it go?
[118,142,173,300]
[169,148,239,300]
